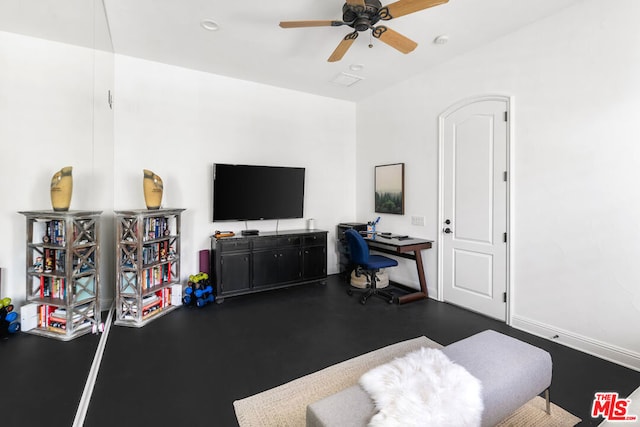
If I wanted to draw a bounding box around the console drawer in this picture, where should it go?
[216,239,251,252]
[304,234,326,246]
[252,236,301,249]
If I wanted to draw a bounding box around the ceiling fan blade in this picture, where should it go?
[346,0,367,6]
[379,0,449,20]
[328,32,359,62]
[372,26,417,54]
[279,20,344,28]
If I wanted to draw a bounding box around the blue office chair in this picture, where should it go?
[344,229,398,305]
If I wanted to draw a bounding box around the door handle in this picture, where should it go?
[443,227,453,234]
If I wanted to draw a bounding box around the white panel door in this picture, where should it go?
[441,98,508,321]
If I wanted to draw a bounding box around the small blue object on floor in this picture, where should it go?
[183,273,215,307]
[0,297,21,340]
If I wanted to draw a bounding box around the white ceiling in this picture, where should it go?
[0,0,583,102]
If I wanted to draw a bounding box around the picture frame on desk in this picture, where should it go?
[375,163,404,215]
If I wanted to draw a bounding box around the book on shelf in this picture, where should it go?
[143,216,170,241]
[141,264,172,290]
[142,295,163,319]
[120,288,172,320]
[144,288,172,319]
[42,247,66,274]
[38,276,66,299]
[41,304,94,332]
[42,220,66,246]
[141,240,174,265]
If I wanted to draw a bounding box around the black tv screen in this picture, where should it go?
[213,164,305,221]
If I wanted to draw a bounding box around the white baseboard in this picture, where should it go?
[511,315,640,372]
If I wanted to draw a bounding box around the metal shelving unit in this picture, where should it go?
[114,208,184,327]
[20,210,102,341]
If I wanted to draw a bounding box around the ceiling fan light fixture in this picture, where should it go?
[200,19,220,32]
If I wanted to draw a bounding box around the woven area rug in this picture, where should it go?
[496,396,580,426]
[233,336,580,427]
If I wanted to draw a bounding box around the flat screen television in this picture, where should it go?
[213,163,305,221]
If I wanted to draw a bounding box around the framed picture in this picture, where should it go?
[375,163,405,215]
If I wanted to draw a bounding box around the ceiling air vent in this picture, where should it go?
[330,72,364,87]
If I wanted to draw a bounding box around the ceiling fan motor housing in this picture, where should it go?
[342,0,382,31]
[280,0,450,62]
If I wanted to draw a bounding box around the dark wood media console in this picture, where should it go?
[210,229,328,302]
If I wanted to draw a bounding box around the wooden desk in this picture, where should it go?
[364,234,433,304]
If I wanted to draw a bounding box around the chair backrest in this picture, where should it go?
[344,229,369,266]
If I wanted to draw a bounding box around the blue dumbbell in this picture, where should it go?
[8,321,20,334]
[195,285,213,298]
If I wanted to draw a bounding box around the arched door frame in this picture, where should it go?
[436,94,514,324]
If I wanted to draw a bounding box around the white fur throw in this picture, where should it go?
[359,347,483,427]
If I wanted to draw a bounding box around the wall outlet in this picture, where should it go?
[411,216,425,226]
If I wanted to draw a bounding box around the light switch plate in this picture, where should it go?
[411,216,425,226]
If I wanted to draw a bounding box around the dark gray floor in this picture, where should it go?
[3,275,639,426]
[0,327,100,426]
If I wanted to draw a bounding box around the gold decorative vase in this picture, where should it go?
[143,169,163,210]
[50,166,73,212]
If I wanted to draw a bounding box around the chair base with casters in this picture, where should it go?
[347,266,395,305]
[344,229,399,305]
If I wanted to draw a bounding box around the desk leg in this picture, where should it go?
[396,250,428,304]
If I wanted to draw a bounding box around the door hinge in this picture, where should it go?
[504,111,508,122]
[108,90,113,110]
[503,292,507,303]
[503,232,507,243]
[503,171,508,182]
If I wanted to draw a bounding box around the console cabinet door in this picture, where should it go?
[252,250,279,288]
[303,233,327,280]
[279,247,302,283]
[253,247,302,287]
[219,253,251,293]
[303,245,326,280]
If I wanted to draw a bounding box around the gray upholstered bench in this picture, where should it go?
[307,330,552,427]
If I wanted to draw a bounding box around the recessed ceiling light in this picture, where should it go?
[349,64,365,72]
[433,35,449,45]
[200,19,220,31]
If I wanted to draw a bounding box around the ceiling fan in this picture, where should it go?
[279,0,449,62]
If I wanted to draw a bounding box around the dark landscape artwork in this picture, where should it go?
[375,163,404,215]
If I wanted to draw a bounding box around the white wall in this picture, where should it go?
[113,55,356,279]
[0,31,114,305]
[4,0,636,371]
[0,34,355,309]
[356,0,640,369]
